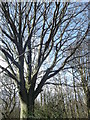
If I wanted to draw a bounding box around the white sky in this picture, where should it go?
[0,56,8,72]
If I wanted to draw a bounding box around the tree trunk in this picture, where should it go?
[20,99,28,118]
[87,87,90,119]
[19,92,34,119]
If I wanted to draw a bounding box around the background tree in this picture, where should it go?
[0,2,89,118]
[0,75,19,119]
[68,32,90,118]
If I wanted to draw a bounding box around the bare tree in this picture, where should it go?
[0,2,89,118]
[0,75,18,119]
[68,32,90,118]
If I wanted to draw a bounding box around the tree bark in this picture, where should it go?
[19,91,34,119]
[87,87,90,119]
[20,99,28,119]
